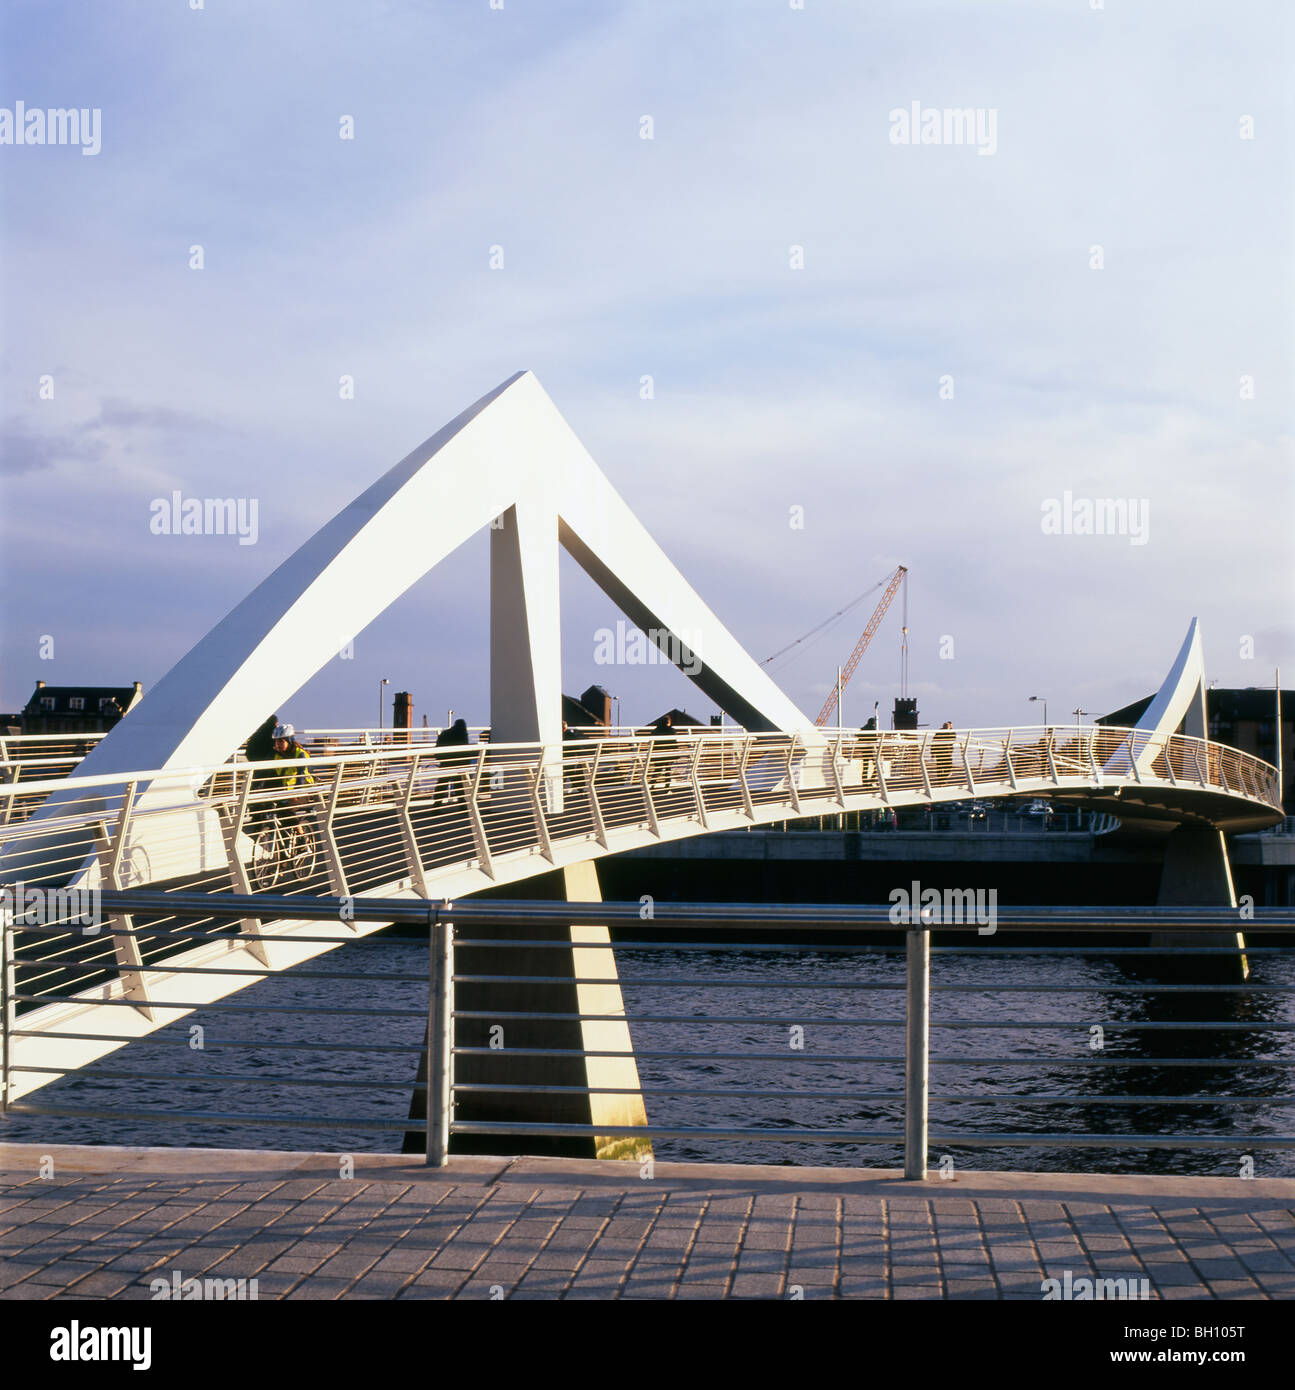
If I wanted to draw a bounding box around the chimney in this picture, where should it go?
[394,691,413,738]
[580,685,612,727]
[36,680,46,689]
[133,681,142,694]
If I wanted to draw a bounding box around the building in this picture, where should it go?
[20,680,144,735]
[1100,687,1292,814]
[647,707,706,731]
[562,685,613,729]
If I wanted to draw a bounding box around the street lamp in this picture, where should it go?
[1029,695,1047,726]
[1073,707,1088,729]
[378,677,389,730]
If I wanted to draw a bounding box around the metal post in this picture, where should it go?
[0,909,9,1114]
[425,910,453,1167]
[904,922,929,1180]
[1276,669,1284,810]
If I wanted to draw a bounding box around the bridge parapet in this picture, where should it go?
[0,725,1281,1109]
[0,724,1280,898]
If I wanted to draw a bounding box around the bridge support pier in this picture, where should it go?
[1152,826,1247,980]
[403,862,652,1161]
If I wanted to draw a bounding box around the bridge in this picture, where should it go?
[0,372,1283,1154]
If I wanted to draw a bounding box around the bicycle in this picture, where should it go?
[251,809,318,889]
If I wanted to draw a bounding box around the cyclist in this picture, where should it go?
[252,722,314,832]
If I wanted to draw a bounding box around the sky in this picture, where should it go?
[2,0,1292,738]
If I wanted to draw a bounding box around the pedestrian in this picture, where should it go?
[433,717,471,806]
[932,720,956,787]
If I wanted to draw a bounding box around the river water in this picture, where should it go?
[4,934,1292,1177]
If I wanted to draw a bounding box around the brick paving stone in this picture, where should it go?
[62,1270,135,1297]
[730,1272,783,1297]
[265,1256,323,1275]
[1204,1278,1261,1296]
[427,1244,488,1271]
[0,1282,56,1300]
[1237,1250,1292,1273]
[838,1276,887,1296]
[371,1247,433,1273]
[1191,1258,1250,1279]
[284,1276,353,1300]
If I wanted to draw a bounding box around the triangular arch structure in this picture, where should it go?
[71,371,814,788]
[1100,618,1209,778]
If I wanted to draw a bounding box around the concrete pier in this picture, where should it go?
[2,1144,1292,1301]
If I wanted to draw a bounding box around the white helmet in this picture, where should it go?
[272,723,295,740]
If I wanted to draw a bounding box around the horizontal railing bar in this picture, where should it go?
[10,992,424,1017]
[9,1065,424,1091]
[3,1103,417,1130]
[928,984,1295,993]
[937,1057,1295,1067]
[450,1046,1295,1064]
[453,1084,905,1099]
[452,974,903,990]
[451,1047,907,1062]
[15,926,1274,957]
[12,961,429,984]
[11,926,415,946]
[449,973,1295,994]
[452,1121,906,1143]
[449,1121,1295,1149]
[924,1133,1295,1149]
[449,1010,1295,1030]
[451,941,1283,956]
[8,1029,424,1053]
[84,892,1295,930]
[450,1083,1280,1106]
[451,1010,905,1025]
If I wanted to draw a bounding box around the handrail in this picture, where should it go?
[4,894,1293,1179]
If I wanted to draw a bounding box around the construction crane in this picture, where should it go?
[814,564,908,727]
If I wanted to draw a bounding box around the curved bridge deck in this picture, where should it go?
[0,725,1282,1099]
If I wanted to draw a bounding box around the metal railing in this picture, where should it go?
[0,726,1280,1079]
[3,895,1294,1178]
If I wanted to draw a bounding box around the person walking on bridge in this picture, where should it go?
[932,720,957,788]
[433,717,471,806]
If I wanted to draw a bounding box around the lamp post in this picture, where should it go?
[378,677,389,730]
[1029,695,1047,726]
[1073,707,1088,729]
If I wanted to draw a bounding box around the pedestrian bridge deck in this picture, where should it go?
[1,1143,1291,1300]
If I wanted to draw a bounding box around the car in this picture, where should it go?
[1017,799,1054,818]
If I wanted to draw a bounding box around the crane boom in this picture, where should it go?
[814,565,907,727]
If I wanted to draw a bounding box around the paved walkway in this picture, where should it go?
[1,1144,1293,1300]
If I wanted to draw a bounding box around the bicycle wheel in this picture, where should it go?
[289,823,318,884]
[252,827,281,890]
